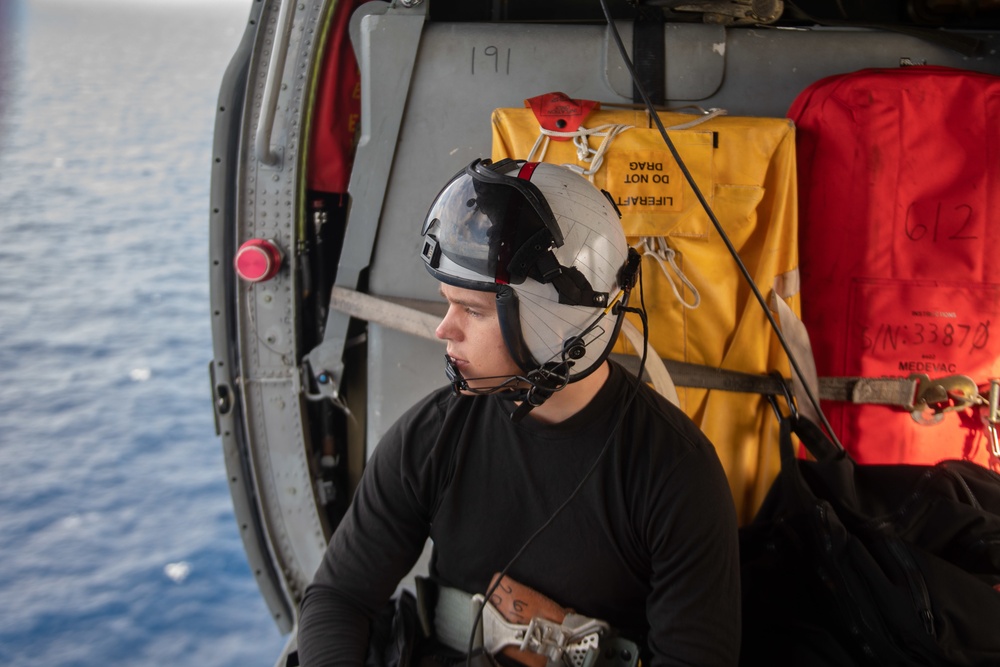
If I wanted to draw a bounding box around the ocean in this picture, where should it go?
[0,0,289,664]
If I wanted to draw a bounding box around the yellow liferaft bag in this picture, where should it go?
[492,97,800,522]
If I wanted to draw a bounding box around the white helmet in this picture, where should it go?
[420,158,637,388]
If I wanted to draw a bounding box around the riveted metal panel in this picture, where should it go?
[234,0,329,627]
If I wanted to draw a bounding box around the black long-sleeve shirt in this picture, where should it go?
[298,361,740,666]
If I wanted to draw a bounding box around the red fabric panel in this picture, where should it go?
[307,0,367,194]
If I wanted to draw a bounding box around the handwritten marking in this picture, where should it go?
[904,201,978,242]
[859,319,989,355]
[471,45,510,75]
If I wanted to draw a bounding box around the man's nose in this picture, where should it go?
[435,306,460,341]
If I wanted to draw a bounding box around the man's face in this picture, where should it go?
[435,283,523,393]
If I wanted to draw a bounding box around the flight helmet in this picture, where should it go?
[420,158,636,390]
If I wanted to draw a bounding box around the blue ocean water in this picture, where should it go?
[0,0,288,664]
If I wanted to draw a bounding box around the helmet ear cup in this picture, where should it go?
[495,286,538,373]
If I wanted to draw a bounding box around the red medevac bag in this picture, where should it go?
[789,66,1000,467]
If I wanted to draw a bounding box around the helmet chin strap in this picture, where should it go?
[444,355,528,396]
[443,355,569,422]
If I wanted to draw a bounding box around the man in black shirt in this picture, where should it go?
[297,159,740,666]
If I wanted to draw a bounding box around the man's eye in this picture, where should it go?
[465,308,483,318]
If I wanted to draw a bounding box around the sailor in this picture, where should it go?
[297,159,740,666]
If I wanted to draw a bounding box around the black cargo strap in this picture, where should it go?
[631,8,665,105]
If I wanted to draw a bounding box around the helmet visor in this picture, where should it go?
[421,159,561,288]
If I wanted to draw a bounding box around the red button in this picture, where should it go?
[235,239,282,282]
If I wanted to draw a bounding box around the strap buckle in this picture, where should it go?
[523,614,608,667]
[477,594,608,667]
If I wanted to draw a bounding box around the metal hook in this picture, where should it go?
[907,373,985,425]
[983,379,1000,469]
[766,372,798,423]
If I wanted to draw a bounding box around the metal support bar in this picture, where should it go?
[255,0,298,167]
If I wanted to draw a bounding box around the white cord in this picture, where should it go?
[635,237,701,309]
[527,123,635,182]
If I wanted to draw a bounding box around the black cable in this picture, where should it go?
[597,0,843,452]
[463,280,650,667]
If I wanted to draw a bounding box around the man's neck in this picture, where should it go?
[523,361,610,425]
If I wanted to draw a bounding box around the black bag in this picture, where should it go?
[739,412,1000,666]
